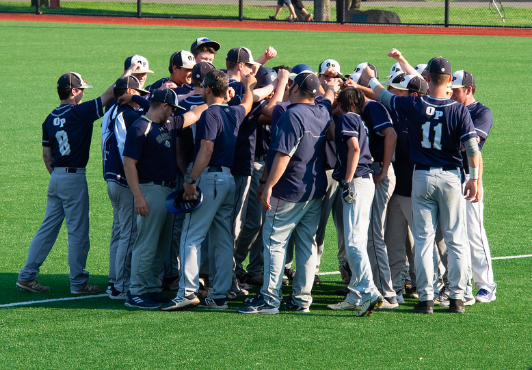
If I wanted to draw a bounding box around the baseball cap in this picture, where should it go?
[289,64,314,78]
[319,59,342,75]
[191,62,216,83]
[348,72,371,88]
[290,72,319,95]
[415,63,428,75]
[124,55,154,74]
[166,187,203,214]
[390,74,428,95]
[352,62,379,79]
[170,50,196,70]
[57,72,93,90]
[385,62,403,80]
[190,37,221,53]
[427,57,452,75]
[149,88,185,110]
[226,47,261,65]
[114,76,149,96]
[255,67,278,88]
[451,70,476,88]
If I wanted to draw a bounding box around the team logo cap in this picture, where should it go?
[113,76,150,96]
[255,67,278,88]
[190,37,221,53]
[290,72,320,95]
[385,62,403,80]
[57,72,93,90]
[427,57,452,75]
[191,62,216,83]
[149,88,185,110]
[170,50,196,70]
[390,74,428,95]
[166,187,204,214]
[352,62,379,80]
[319,59,342,76]
[451,70,476,88]
[124,55,154,74]
[226,47,261,65]
[348,72,371,88]
[414,63,428,76]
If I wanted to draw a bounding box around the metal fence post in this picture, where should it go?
[239,0,243,21]
[444,0,449,27]
[137,0,142,18]
[336,0,345,24]
[35,0,40,14]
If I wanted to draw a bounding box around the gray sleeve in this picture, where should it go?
[464,137,480,158]
[378,89,394,109]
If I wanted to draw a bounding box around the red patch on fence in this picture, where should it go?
[1,13,531,37]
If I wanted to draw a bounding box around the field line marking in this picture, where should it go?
[1,294,108,308]
[492,254,532,260]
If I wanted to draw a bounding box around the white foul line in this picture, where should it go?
[2,254,531,308]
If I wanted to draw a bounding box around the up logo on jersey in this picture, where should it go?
[53,117,66,128]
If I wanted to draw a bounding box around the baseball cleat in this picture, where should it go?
[475,289,496,303]
[161,294,200,311]
[327,300,360,311]
[413,300,434,314]
[16,279,50,293]
[284,296,310,312]
[147,291,173,304]
[236,294,279,314]
[449,298,465,313]
[105,283,114,295]
[72,284,101,294]
[198,297,228,309]
[109,286,127,300]
[124,292,161,309]
[313,274,322,286]
[438,295,475,307]
[356,295,384,317]
[284,268,296,281]
[378,296,399,309]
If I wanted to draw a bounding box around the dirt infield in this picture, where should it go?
[1,13,531,37]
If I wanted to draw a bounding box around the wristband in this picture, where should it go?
[259,179,267,185]
[369,78,380,90]
[469,166,479,180]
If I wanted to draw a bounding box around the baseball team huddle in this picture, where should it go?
[16,36,496,317]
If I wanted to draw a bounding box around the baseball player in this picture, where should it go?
[122,88,207,309]
[146,50,195,94]
[123,54,154,88]
[364,57,480,314]
[162,71,256,311]
[102,76,149,299]
[16,67,138,294]
[190,37,221,63]
[237,72,339,314]
[326,87,384,316]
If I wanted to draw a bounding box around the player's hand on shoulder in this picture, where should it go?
[388,48,402,60]
[118,94,133,106]
[161,81,178,90]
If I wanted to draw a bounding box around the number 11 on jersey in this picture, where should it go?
[421,121,442,150]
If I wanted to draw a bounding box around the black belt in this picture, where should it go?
[254,155,266,162]
[153,180,177,188]
[339,174,371,186]
[415,164,459,171]
[54,167,82,173]
[207,166,223,173]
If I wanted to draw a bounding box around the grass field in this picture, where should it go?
[1,20,531,369]
[0,1,528,27]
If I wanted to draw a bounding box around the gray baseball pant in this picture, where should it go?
[129,183,174,296]
[261,197,322,309]
[178,167,235,300]
[107,181,136,293]
[163,173,184,281]
[18,168,90,292]
[367,163,396,299]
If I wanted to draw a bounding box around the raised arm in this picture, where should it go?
[388,48,422,78]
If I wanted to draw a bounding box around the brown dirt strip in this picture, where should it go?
[1,13,531,37]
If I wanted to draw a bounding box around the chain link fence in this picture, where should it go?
[1,0,529,27]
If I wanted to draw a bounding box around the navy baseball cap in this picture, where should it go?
[124,55,154,74]
[190,37,221,53]
[226,47,261,65]
[170,50,196,69]
[427,57,452,75]
[149,88,185,110]
[290,72,319,95]
[451,70,476,88]
[289,64,314,78]
[391,74,428,95]
[166,187,203,214]
[191,62,216,83]
[57,72,92,90]
[255,67,278,88]
[114,76,149,96]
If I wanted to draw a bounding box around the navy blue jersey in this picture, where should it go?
[267,99,332,202]
[461,101,493,173]
[146,77,193,95]
[102,104,143,186]
[42,98,104,168]
[333,112,373,181]
[229,79,246,98]
[232,100,268,176]
[361,100,395,163]
[391,115,413,197]
[193,104,247,168]
[389,95,477,168]
[255,125,271,158]
[175,94,205,165]
[123,115,184,183]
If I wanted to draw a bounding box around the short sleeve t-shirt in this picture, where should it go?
[42,97,104,168]
[361,100,395,163]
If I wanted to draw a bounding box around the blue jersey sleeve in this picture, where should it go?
[270,113,302,157]
[271,103,287,130]
[317,98,333,118]
[167,115,185,132]
[338,114,361,140]
[389,95,416,119]
[232,104,247,126]
[366,101,393,132]
[42,119,51,147]
[78,97,104,123]
[131,95,150,111]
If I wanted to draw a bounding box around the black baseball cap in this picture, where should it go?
[226,47,261,65]
[191,62,216,83]
[149,88,185,110]
[170,50,196,69]
[391,74,428,95]
[190,37,221,53]
[427,57,452,75]
[114,76,149,96]
[290,72,320,95]
[57,72,92,90]
[451,70,476,88]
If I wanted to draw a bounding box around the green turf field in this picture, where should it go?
[0,21,531,369]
